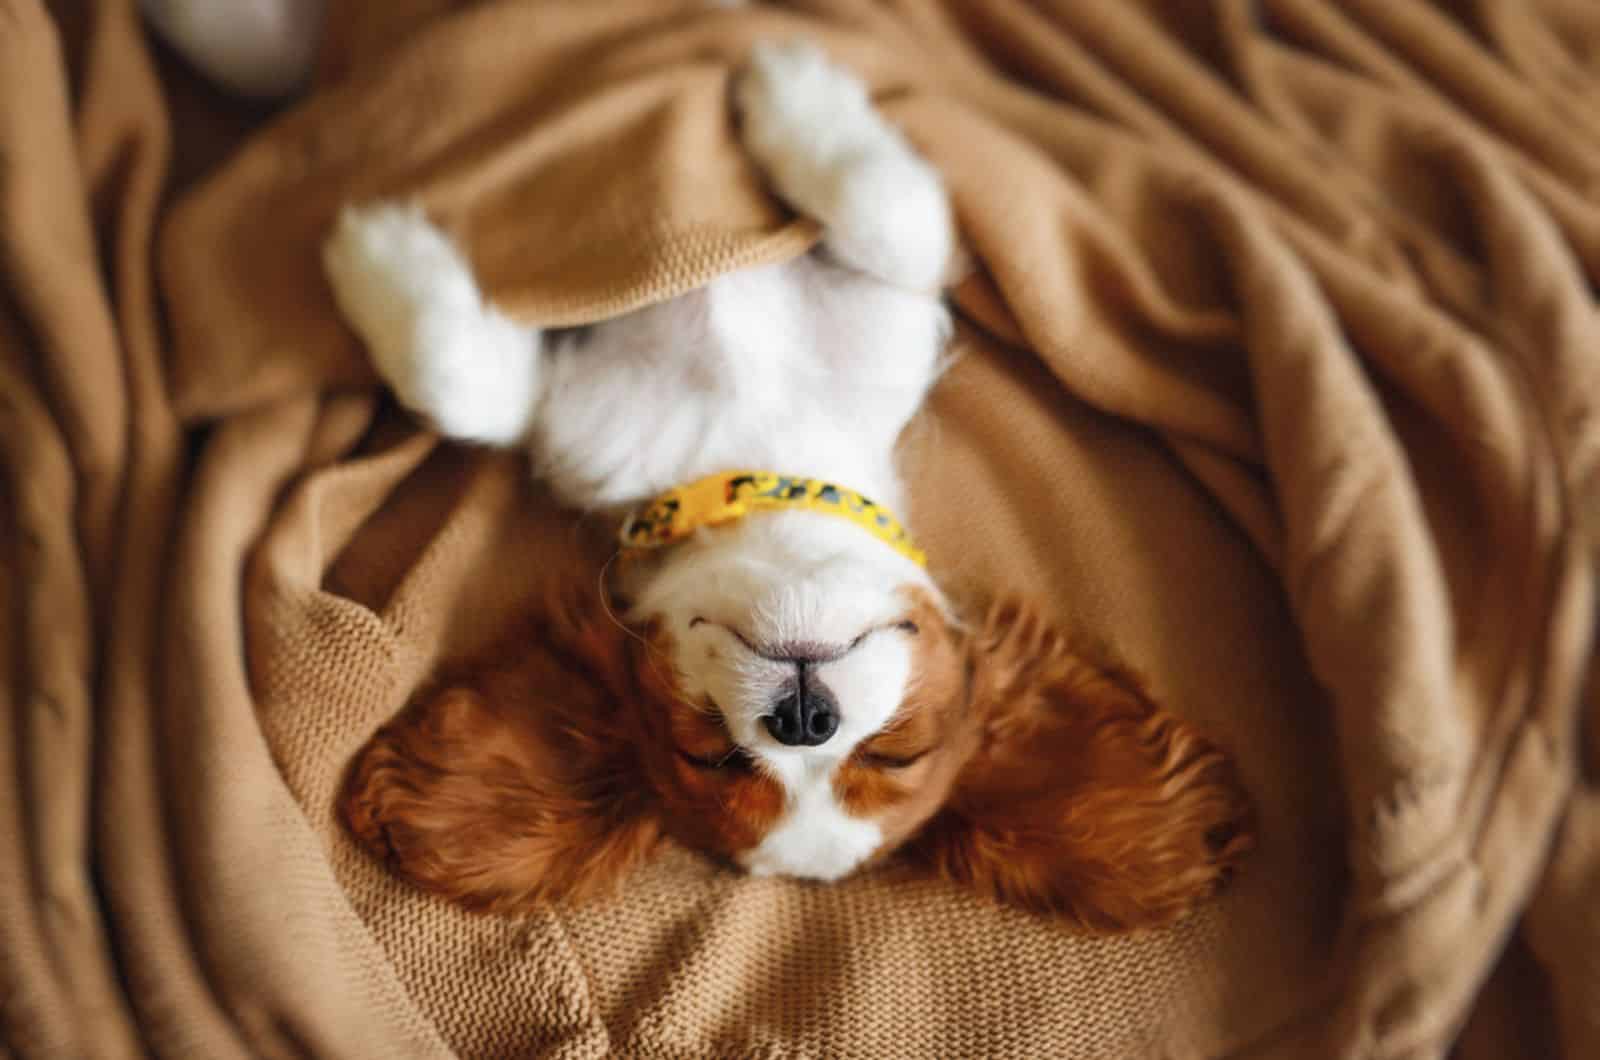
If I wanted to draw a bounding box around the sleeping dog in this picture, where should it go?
[149,0,1254,930]
[322,42,1253,930]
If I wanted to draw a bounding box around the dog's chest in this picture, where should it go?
[538,253,948,506]
[588,254,938,396]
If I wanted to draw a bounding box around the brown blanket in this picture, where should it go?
[3,0,1598,1056]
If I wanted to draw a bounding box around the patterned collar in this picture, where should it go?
[619,471,926,567]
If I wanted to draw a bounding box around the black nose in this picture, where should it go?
[764,674,839,747]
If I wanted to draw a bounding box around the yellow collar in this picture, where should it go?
[619,471,926,567]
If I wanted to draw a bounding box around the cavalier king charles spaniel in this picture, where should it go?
[321,42,1255,932]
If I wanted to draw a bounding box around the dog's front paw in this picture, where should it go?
[734,41,952,290]
[734,40,873,151]
[322,203,541,445]
[322,204,481,355]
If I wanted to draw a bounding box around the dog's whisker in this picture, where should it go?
[597,554,717,714]
[596,550,651,650]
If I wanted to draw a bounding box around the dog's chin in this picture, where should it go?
[737,813,887,881]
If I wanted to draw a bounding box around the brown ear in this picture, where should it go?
[906,600,1255,932]
[339,609,661,913]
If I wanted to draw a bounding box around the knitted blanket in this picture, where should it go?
[2,1,1596,1056]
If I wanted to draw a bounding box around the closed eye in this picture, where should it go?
[690,617,920,663]
[858,747,933,770]
[676,746,752,771]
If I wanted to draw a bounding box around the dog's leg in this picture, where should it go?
[323,205,544,446]
[734,41,952,291]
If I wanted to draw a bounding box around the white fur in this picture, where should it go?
[323,42,955,881]
[141,0,325,99]
[735,41,953,292]
[322,205,544,446]
[743,773,885,880]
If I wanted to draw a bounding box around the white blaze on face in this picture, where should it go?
[711,615,911,881]
[738,757,884,880]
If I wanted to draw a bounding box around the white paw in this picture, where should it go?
[322,204,480,330]
[323,204,466,403]
[823,151,952,292]
[322,203,541,445]
[734,41,952,290]
[735,40,874,157]
[140,0,323,99]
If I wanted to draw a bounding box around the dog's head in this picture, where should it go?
[341,518,1254,931]
[619,512,973,881]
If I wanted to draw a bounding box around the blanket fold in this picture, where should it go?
[3,0,1597,1057]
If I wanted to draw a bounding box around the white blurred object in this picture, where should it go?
[140,0,325,100]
